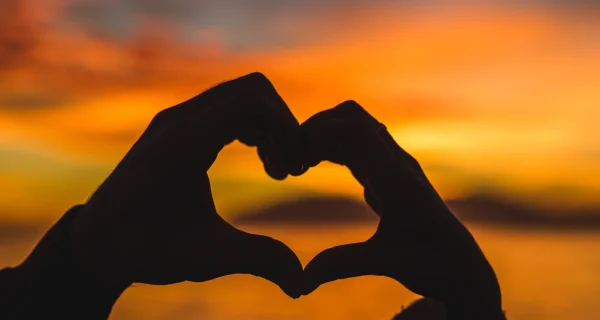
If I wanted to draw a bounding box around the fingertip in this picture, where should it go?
[276,262,304,300]
[300,250,332,296]
[301,282,320,297]
[264,162,289,180]
[246,234,304,299]
[288,164,308,177]
[285,145,309,176]
[257,141,290,180]
[278,279,301,299]
[277,132,308,177]
[286,290,302,300]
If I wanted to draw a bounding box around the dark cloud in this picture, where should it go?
[60,0,386,49]
[0,0,39,69]
[0,1,229,103]
[523,0,600,9]
[59,0,599,53]
[1,0,597,110]
[0,92,72,110]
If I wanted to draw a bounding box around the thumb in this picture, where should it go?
[224,230,304,299]
[302,241,386,295]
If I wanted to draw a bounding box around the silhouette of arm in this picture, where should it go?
[300,101,506,320]
[364,129,506,319]
[0,205,129,319]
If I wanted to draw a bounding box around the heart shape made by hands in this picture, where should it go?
[16,73,504,320]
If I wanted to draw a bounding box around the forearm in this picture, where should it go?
[0,268,125,319]
[442,221,506,320]
[366,128,506,319]
[0,206,129,319]
[444,299,507,320]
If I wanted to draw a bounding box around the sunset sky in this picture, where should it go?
[1,0,599,222]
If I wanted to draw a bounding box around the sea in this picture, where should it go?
[1,223,599,319]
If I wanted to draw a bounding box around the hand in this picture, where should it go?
[298,101,505,319]
[69,72,304,298]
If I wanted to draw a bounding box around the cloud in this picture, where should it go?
[0,1,39,69]
[0,2,233,109]
[0,91,72,110]
[59,0,385,47]
[58,0,600,46]
[1,0,600,220]
[521,0,600,12]
[3,0,595,102]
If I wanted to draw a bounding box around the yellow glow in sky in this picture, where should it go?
[1,2,599,221]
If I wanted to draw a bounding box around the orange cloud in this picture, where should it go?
[1,1,600,220]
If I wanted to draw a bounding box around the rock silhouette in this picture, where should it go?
[232,196,378,225]
[231,195,600,230]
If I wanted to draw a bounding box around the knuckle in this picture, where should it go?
[338,100,364,112]
[151,112,166,126]
[405,153,423,170]
[330,100,380,134]
[239,71,272,89]
[146,109,187,144]
[336,100,374,123]
[150,108,174,127]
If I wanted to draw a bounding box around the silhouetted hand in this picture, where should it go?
[70,72,303,298]
[298,101,505,319]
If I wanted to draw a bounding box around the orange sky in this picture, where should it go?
[1,1,599,221]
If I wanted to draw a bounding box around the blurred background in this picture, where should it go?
[1,0,599,319]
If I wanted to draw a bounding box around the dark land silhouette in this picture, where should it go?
[447,195,600,230]
[5,193,600,244]
[232,196,379,225]
[232,195,600,230]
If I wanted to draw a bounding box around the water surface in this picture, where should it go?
[1,223,599,319]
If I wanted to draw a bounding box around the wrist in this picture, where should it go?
[443,282,505,320]
[7,205,130,319]
[444,299,506,320]
[8,264,128,319]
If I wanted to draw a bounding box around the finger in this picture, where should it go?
[363,187,382,216]
[257,136,289,181]
[198,73,303,176]
[302,241,387,295]
[300,100,385,164]
[299,100,429,177]
[298,106,391,187]
[232,72,299,146]
[162,72,293,130]
[299,101,433,208]
[323,100,425,176]
[218,229,304,299]
[232,74,302,177]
